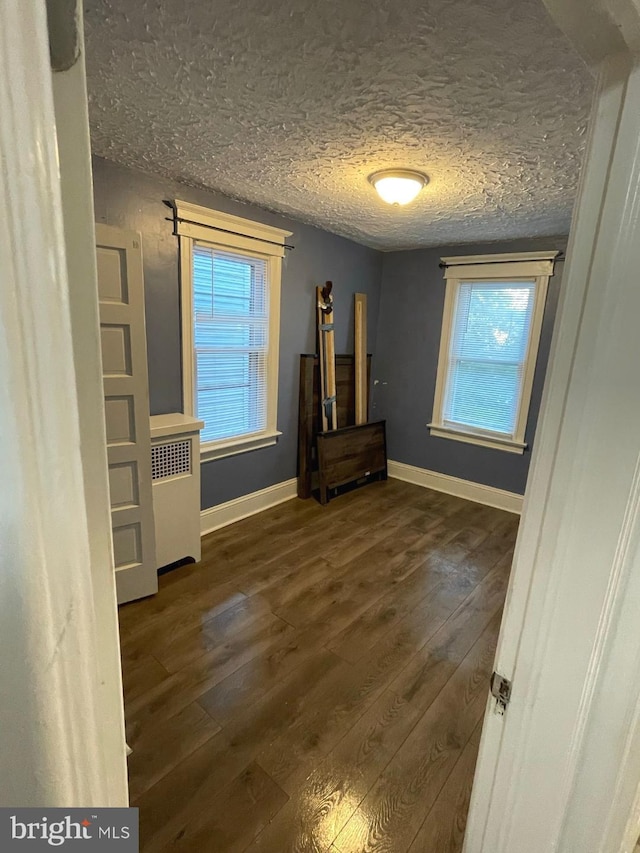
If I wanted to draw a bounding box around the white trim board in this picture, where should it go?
[200,466,522,536]
[201,478,298,536]
[0,0,127,805]
[388,460,523,514]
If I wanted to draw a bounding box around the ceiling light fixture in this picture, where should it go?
[368,169,428,206]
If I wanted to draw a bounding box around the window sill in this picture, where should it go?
[427,424,527,455]
[200,430,282,462]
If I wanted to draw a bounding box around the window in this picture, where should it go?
[429,252,558,454]
[192,246,268,444]
[175,201,291,461]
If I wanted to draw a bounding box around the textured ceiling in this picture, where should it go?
[83,0,593,250]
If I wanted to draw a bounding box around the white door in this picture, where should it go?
[464,33,640,853]
[96,223,158,604]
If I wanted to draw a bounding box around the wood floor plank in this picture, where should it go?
[272,520,448,629]
[398,485,457,515]
[257,570,482,795]
[151,593,274,673]
[246,689,421,853]
[389,567,508,713]
[196,504,340,587]
[198,622,330,724]
[207,489,399,598]
[255,557,337,612]
[144,761,288,853]
[119,579,246,654]
[464,526,516,578]
[127,614,294,729]
[333,614,500,852]
[325,562,471,664]
[135,651,341,851]
[320,505,429,570]
[408,718,483,853]
[244,500,427,605]
[200,553,463,727]
[127,701,221,801]
[117,481,517,853]
[121,652,170,703]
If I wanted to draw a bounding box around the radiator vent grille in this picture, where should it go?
[151,439,191,480]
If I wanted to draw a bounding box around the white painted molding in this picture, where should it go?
[173,199,292,257]
[388,460,523,514]
[431,257,552,453]
[201,478,298,536]
[427,424,527,455]
[440,251,560,266]
[201,429,282,462]
[441,253,558,280]
[0,0,126,806]
[179,208,284,453]
[199,465,521,538]
[51,7,129,803]
[464,44,640,853]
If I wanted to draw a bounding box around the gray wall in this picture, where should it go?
[91,157,383,509]
[371,237,567,495]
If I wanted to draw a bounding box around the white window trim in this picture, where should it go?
[176,200,291,462]
[428,251,559,454]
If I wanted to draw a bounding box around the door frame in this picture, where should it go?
[0,0,128,805]
[464,3,640,851]
[51,2,129,803]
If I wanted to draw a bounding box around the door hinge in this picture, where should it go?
[490,671,512,715]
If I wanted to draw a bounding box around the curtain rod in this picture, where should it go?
[439,253,563,269]
[165,210,295,251]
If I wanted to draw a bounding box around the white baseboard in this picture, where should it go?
[200,477,298,536]
[199,464,521,536]
[388,460,523,514]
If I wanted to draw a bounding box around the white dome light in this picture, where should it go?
[368,169,428,206]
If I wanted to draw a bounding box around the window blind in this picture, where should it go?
[192,245,269,444]
[443,280,536,437]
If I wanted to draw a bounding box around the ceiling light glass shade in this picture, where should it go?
[368,169,428,205]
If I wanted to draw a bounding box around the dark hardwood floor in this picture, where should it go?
[118,479,518,852]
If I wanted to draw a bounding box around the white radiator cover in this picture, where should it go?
[149,414,204,570]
